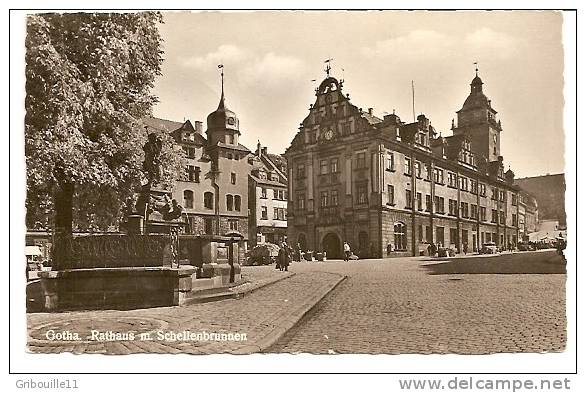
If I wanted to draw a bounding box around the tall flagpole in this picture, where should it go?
[411,80,416,122]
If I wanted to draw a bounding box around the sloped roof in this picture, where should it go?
[143,117,184,133]
[362,112,383,125]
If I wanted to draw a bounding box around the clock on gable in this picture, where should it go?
[324,129,334,141]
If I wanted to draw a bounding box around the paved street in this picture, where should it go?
[268,250,566,354]
[27,251,566,355]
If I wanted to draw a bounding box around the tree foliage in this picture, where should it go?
[25,12,183,231]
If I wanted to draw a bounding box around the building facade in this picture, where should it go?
[514,174,565,228]
[248,143,288,246]
[143,84,252,248]
[285,72,530,258]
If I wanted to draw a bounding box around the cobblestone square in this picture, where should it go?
[27,251,566,355]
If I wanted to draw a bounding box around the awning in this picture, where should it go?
[25,246,42,256]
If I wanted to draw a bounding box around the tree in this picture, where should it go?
[25,13,183,239]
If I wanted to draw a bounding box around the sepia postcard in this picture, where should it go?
[15,9,574,374]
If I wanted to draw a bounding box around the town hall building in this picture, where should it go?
[285,69,537,258]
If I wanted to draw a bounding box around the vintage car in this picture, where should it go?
[517,242,535,251]
[480,242,498,254]
[245,243,281,266]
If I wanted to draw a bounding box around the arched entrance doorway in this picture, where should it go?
[297,233,307,250]
[322,232,342,259]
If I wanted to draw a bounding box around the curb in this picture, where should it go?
[231,274,347,354]
[183,272,295,305]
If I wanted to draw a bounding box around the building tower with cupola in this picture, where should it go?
[452,69,503,162]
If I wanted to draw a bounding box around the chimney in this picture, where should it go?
[368,108,373,116]
[256,141,261,156]
[193,121,203,134]
[262,147,268,156]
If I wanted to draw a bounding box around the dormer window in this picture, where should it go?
[182,132,194,142]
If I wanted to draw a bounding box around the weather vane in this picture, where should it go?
[324,58,333,77]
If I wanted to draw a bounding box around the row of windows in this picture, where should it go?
[260,206,287,221]
[183,191,241,211]
[185,217,239,235]
[260,188,287,200]
[296,153,516,203]
[185,166,238,185]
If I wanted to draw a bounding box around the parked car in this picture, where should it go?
[517,242,535,251]
[480,242,498,254]
[245,243,281,266]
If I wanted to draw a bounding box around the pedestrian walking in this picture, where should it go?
[343,241,351,262]
[463,242,468,255]
[277,242,290,271]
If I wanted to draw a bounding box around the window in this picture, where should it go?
[330,158,339,173]
[499,211,505,224]
[357,183,368,204]
[480,206,487,221]
[226,195,234,211]
[406,189,413,209]
[342,122,351,135]
[479,183,487,197]
[460,202,469,218]
[449,199,458,216]
[261,206,268,220]
[234,195,241,211]
[274,207,279,219]
[183,190,194,209]
[491,187,498,200]
[434,168,444,184]
[204,192,214,209]
[425,195,432,212]
[186,165,200,182]
[320,159,328,175]
[394,222,407,251]
[320,191,329,207]
[204,218,213,235]
[424,163,431,180]
[512,213,517,226]
[297,194,305,210]
[460,176,468,191]
[470,179,478,194]
[434,196,445,214]
[356,152,367,169]
[228,219,238,231]
[417,192,422,211]
[491,209,498,223]
[512,194,517,206]
[231,172,236,185]
[418,224,423,242]
[331,190,339,206]
[183,146,196,159]
[387,185,395,205]
[261,188,267,199]
[296,164,305,179]
[227,134,235,144]
[414,161,421,178]
[448,172,457,188]
[404,156,412,175]
[499,190,505,202]
[386,152,395,171]
[277,208,286,221]
[471,204,478,219]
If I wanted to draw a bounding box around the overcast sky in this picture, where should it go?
[152,11,565,178]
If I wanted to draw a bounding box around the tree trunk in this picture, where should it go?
[52,181,74,269]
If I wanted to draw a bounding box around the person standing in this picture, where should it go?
[343,241,351,262]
